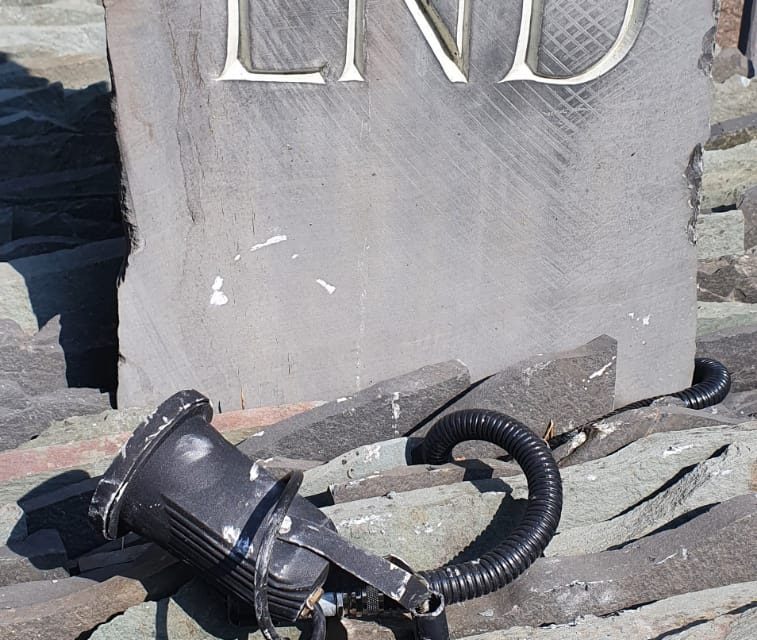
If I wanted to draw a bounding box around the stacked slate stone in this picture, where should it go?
[0,0,125,448]
[1,336,756,639]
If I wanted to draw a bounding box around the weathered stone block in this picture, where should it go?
[698,254,757,302]
[111,0,713,410]
[697,300,757,335]
[435,335,616,439]
[239,360,470,461]
[702,140,757,209]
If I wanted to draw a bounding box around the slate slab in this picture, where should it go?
[111,0,710,411]
[697,300,757,335]
[0,387,110,452]
[696,209,744,259]
[0,236,85,261]
[558,404,742,467]
[702,140,757,209]
[0,546,191,640]
[238,360,470,461]
[0,529,68,587]
[711,76,757,123]
[443,495,757,635]
[741,185,757,251]
[697,324,757,392]
[344,581,757,639]
[429,335,617,440]
[698,254,757,302]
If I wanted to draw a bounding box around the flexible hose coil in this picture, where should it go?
[418,410,562,605]
[620,357,731,412]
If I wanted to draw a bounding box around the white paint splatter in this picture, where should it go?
[250,235,287,252]
[642,315,651,325]
[210,276,228,306]
[336,397,348,403]
[279,515,292,534]
[222,525,240,545]
[589,358,616,380]
[233,254,241,261]
[251,431,265,437]
[586,474,597,481]
[391,392,401,421]
[249,462,260,481]
[291,254,299,260]
[662,444,694,458]
[316,279,336,295]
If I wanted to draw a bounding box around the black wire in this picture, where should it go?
[253,470,305,640]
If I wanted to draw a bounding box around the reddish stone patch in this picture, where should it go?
[0,402,319,483]
[717,0,746,49]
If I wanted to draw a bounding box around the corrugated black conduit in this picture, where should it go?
[416,410,562,604]
[621,357,731,411]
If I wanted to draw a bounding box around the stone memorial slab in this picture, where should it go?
[109,0,715,410]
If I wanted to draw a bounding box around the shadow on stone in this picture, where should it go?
[0,51,126,395]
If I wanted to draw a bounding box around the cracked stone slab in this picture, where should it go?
[239,361,470,462]
[427,336,617,441]
[698,255,757,303]
[697,324,757,392]
[558,404,743,467]
[548,439,757,555]
[443,495,757,635]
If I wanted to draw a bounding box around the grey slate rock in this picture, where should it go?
[343,582,757,639]
[434,335,617,440]
[695,209,744,259]
[0,503,25,546]
[5,198,120,242]
[549,440,756,556]
[0,576,98,611]
[697,301,757,335]
[698,254,757,302]
[444,495,757,635]
[721,389,757,417]
[239,360,470,462]
[741,185,757,252]
[0,386,110,451]
[711,47,752,83]
[697,324,757,392]
[0,529,68,587]
[702,140,757,209]
[559,404,742,467]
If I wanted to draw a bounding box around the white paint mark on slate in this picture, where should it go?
[316,279,336,294]
[589,357,616,380]
[291,253,299,260]
[642,315,651,325]
[210,276,228,306]
[364,444,381,462]
[662,444,695,458]
[250,235,287,252]
[234,254,241,261]
[249,462,260,481]
[391,392,401,421]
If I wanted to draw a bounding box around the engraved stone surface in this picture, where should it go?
[109,0,715,410]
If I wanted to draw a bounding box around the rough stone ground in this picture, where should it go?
[0,3,756,640]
